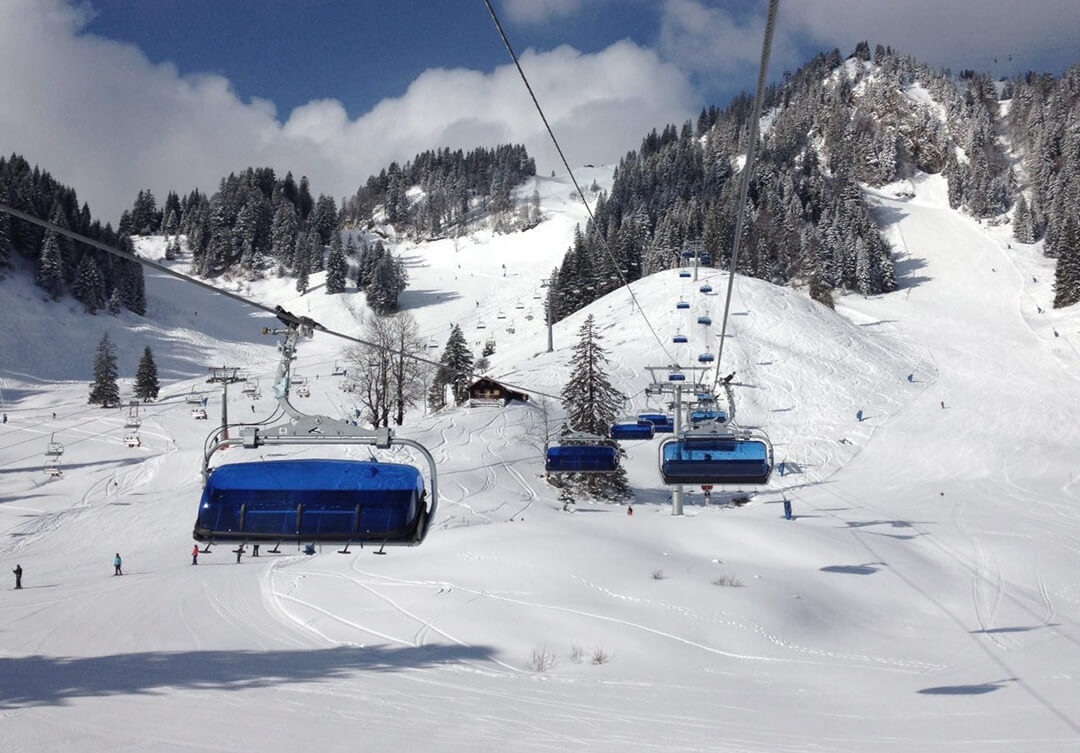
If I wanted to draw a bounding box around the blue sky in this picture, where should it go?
[3,0,1079,221]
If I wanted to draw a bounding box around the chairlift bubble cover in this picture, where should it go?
[660,437,771,485]
[545,445,618,473]
[194,459,426,544]
[610,422,655,440]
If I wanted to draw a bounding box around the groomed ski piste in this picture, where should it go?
[2,168,1079,751]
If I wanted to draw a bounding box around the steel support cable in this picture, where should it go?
[712,0,780,394]
[0,202,563,402]
[482,0,675,367]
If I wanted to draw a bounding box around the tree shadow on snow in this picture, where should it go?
[0,644,496,708]
[398,289,462,311]
[918,679,1014,695]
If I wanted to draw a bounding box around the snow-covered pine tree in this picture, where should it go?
[1013,194,1036,243]
[88,332,120,407]
[1053,212,1080,309]
[270,201,298,267]
[0,210,11,276]
[107,287,123,316]
[366,252,407,314]
[559,314,629,499]
[36,230,65,300]
[294,233,311,294]
[134,346,160,401]
[72,253,106,313]
[325,233,347,294]
[432,324,473,407]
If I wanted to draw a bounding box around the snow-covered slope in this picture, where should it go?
[2,170,1080,752]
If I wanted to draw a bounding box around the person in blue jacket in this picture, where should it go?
[113,553,123,576]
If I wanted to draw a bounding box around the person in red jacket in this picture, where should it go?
[192,544,199,565]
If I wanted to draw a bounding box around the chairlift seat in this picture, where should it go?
[699,284,713,293]
[191,408,207,419]
[660,436,771,485]
[545,445,618,474]
[700,254,712,265]
[297,386,310,398]
[689,410,727,424]
[194,460,427,545]
[673,334,688,344]
[637,413,674,433]
[610,421,655,441]
[698,352,715,363]
[668,373,686,382]
[676,301,690,310]
[124,433,141,448]
[44,464,63,477]
[679,271,691,278]
[697,316,712,325]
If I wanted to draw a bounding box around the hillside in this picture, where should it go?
[2,161,1080,752]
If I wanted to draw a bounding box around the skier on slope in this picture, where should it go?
[113,553,123,576]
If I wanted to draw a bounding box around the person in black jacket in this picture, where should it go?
[13,564,22,589]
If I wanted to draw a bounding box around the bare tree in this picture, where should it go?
[344,317,392,428]
[388,312,429,425]
[344,312,428,428]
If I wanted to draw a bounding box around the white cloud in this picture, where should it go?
[660,0,1080,84]
[0,0,696,222]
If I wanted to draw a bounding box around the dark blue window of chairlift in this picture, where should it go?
[195,460,424,543]
[673,335,688,343]
[610,421,655,440]
[699,285,713,293]
[545,445,618,473]
[637,413,674,433]
[676,301,690,309]
[679,271,691,278]
[660,438,770,484]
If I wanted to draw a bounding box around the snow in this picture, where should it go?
[3,169,1080,751]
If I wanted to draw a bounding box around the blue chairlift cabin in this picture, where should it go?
[700,254,712,265]
[697,315,712,325]
[673,334,688,344]
[546,434,619,474]
[689,409,727,425]
[667,372,687,382]
[658,427,772,485]
[682,250,695,258]
[698,352,715,363]
[676,301,690,310]
[695,393,715,404]
[610,420,655,441]
[699,284,713,293]
[637,413,674,433]
[194,459,430,545]
[679,270,691,278]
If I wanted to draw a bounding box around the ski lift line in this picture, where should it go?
[0,203,564,404]
[712,0,779,394]
[481,0,676,366]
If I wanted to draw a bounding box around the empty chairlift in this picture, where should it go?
[186,387,204,405]
[698,351,715,363]
[637,413,675,434]
[194,459,434,546]
[659,425,772,485]
[332,362,347,376]
[545,433,619,474]
[699,284,713,294]
[676,301,690,310]
[689,409,727,425]
[672,333,688,344]
[667,371,686,382]
[679,270,691,278]
[124,402,141,429]
[697,315,712,326]
[700,254,712,265]
[610,418,655,441]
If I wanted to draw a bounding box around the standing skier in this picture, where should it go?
[191,544,199,565]
[12,564,22,589]
[113,553,123,576]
